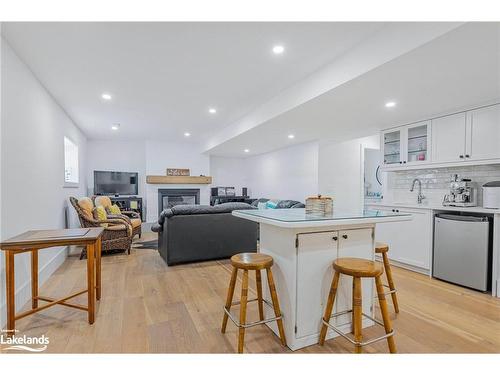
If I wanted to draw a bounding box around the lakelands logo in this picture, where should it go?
[1,331,49,352]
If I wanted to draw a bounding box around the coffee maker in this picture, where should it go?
[442,174,477,207]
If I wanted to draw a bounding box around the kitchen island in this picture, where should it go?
[232,208,411,350]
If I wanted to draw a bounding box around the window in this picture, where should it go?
[64,136,79,186]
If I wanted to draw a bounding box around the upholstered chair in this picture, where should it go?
[69,196,133,257]
[93,196,142,239]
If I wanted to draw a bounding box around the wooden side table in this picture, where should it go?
[0,228,104,337]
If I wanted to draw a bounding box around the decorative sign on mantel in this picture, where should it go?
[166,168,190,176]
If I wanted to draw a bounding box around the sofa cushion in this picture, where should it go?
[93,205,108,228]
[108,204,122,215]
[94,195,112,208]
[157,202,256,226]
[130,218,142,228]
[78,197,94,219]
[276,200,305,208]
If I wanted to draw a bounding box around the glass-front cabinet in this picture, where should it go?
[382,121,431,167]
[382,129,404,165]
[406,121,431,165]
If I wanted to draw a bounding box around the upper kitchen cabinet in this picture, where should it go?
[467,104,500,161]
[382,128,404,166]
[431,112,467,163]
[382,121,431,167]
[406,121,431,165]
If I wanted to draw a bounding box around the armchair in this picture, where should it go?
[93,196,142,239]
[69,197,133,258]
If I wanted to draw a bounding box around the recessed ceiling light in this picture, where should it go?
[208,108,217,114]
[101,93,112,100]
[272,45,285,55]
[385,101,396,108]
[288,134,295,139]
[244,149,250,153]
[184,132,191,137]
[111,124,120,130]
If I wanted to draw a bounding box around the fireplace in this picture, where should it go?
[158,188,200,214]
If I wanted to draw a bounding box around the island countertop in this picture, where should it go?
[232,208,412,228]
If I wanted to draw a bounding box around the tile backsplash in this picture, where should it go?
[385,164,500,205]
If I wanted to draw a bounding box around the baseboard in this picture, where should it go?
[0,246,68,330]
[375,254,430,275]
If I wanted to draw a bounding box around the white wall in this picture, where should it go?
[0,39,87,328]
[209,156,248,195]
[318,135,379,212]
[244,141,319,201]
[87,140,147,197]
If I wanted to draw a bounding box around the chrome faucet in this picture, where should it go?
[410,178,425,204]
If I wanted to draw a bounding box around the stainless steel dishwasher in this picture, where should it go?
[433,213,491,291]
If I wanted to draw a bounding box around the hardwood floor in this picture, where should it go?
[2,232,500,354]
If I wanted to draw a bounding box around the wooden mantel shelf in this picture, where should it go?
[146,175,212,184]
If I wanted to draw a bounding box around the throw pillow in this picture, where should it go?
[93,205,108,228]
[265,200,279,209]
[108,204,121,215]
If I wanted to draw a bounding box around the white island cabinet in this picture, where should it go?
[232,208,411,350]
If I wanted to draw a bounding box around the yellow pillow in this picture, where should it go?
[93,205,108,227]
[109,204,121,215]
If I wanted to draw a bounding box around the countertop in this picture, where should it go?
[233,208,412,228]
[368,201,500,214]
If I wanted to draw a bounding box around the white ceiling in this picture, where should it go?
[208,22,500,156]
[2,22,386,142]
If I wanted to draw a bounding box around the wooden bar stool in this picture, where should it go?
[221,253,287,353]
[376,242,399,313]
[319,257,396,353]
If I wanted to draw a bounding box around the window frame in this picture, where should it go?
[63,136,80,188]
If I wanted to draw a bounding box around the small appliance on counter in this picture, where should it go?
[482,181,500,209]
[442,174,477,207]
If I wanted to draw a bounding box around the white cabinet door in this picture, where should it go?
[371,207,432,271]
[467,104,500,161]
[296,231,338,338]
[431,112,467,163]
[335,228,374,325]
[382,128,405,166]
[405,121,431,165]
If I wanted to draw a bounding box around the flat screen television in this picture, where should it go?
[94,171,138,196]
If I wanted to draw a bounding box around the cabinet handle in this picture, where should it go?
[391,209,395,212]
[459,155,464,159]
[403,161,407,164]
[332,236,338,241]
[399,161,402,164]
[342,234,348,239]
[465,154,470,158]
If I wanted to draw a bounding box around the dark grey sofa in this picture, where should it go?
[152,202,258,266]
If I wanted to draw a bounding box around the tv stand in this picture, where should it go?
[109,196,144,222]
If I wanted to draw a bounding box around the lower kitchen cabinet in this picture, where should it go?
[368,206,432,273]
[295,228,373,338]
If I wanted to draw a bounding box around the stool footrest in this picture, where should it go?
[223,298,282,329]
[322,309,394,347]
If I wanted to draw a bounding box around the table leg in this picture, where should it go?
[95,238,102,301]
[5,251,15,337]
[86,243,95,324]
[31,249,38,309]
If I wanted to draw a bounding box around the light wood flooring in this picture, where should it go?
[2,232,500,353]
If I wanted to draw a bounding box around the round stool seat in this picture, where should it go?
[375,242,389,254]
[231,253,273,270]
[333,257,383,278]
